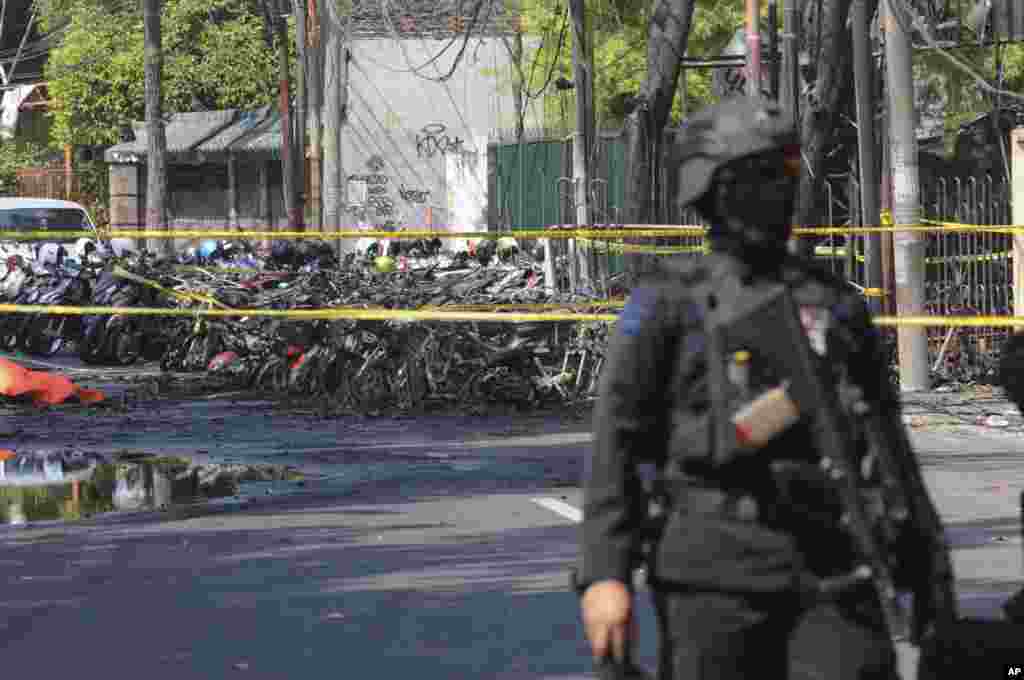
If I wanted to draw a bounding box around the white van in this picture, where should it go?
[0,197,103,263]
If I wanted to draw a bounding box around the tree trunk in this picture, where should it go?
[143,0,167,255]
[291,0,307,228]
[623,0,697,278]
[792,0,855,256]
[304,0,323,232]
[274,12,300,229]
[511,29,525,142]
[322,1,343,233]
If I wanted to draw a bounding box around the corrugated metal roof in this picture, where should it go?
[197,106,273,153]
[105,109,237,161]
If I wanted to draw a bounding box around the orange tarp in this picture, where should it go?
[0,358,105,406]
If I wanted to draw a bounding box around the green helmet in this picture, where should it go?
[673,97,798,211]
[373,255,396,273]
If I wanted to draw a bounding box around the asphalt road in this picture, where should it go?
[2,355,1023,678]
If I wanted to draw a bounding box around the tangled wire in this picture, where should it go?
[1,238,614,412]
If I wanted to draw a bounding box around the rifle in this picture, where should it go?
[704,279,949,643]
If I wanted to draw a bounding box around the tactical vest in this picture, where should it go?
[654,252,920,581]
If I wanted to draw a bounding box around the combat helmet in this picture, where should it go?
[673,97,798,212]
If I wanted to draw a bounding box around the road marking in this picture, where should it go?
[532,497,582,523]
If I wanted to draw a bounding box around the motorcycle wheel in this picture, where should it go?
[142,336,168,362]
[350,364,394,410]
[79,320,109,364]
[24,318,65,357]
[290,350,326,395]
[256,359,289,393]
[184,334,217,372]
[323,351,354,399]
[28,330,65,358]
[461,362,536,409]
[1,330,19,352]
[104,323,142,366]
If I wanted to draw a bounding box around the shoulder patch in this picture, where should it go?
[799,305,831,355]
[620,287,659,337]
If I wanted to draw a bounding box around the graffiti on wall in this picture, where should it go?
[349,173,388,192]
[348,155,395,216]
[399,185,430,204]
[367,195,395,217]
[416,123,464,158]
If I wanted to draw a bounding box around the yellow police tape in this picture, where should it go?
[116,264,632,313]
[2,220,1023,242]
[172,265,281,275]
[0,304,620,323]
[112,265,228,309]
[872,316,1024,328]
[436,301,628,310]
[1,227,709,240]
[3,302,1023,327]
[576,238,708,255]
[813,246,1014,265]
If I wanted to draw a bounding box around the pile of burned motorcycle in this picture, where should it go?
[0,238,614,411]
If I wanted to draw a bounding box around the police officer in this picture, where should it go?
[577,98,953,679]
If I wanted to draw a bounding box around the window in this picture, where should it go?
[0,208,90,235]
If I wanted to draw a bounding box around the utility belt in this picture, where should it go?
[656,475,863,587]
[665,482,764,523]
[660,464,847,538]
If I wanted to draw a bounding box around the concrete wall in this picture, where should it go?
[110,36,537,253]
[1013,127,1024,319]
[343,36,541,247]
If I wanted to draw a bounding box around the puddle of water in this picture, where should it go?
[0,451,301,526]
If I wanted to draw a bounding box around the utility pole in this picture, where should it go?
[780,0,800,120]
[305,0,322,231]
[767,0,779,100]
[322,0,349,240]
[272,1,301,229]
[569,0,593,287]
[880,88,895,317]
[291,0,307,228]
[745,0,762,98]
[143,0,168,255]
[852,0,881,315]
[1012,127,1024,327]
[883,0,929,391]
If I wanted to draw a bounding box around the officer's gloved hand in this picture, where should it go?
[581,580,634,666]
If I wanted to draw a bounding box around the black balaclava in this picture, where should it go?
[696,145,800,270]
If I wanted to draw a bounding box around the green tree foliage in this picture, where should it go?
[0,140,48,195]
[43,0,285,147]
[510,0,1018,148]
[515,0,744,131]
[910,1,1024,151]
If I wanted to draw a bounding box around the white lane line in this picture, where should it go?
[0,352,162,376]
[532,497,583,523]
